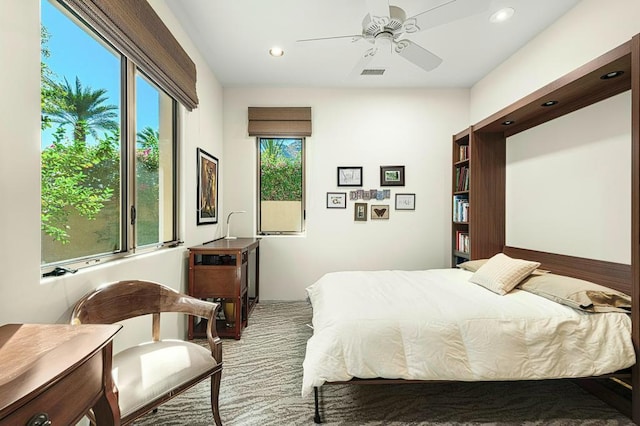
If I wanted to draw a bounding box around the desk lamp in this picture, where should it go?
[225,211,246,239]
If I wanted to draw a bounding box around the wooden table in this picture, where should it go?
[188,238,260,339]
[0,323,122,425]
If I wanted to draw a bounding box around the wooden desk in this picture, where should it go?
[0,323,122,426]
[188,238,260,339]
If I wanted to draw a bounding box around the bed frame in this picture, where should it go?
[312,247,634,423]
[311,31,640,423]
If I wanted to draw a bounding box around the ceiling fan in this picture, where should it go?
[297,0,492,75]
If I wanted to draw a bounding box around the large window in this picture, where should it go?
[258,138,305,234]
[41,0,178,270]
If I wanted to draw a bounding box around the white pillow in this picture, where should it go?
[469,253,541,295]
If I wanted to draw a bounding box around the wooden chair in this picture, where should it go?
[70,280,223,425]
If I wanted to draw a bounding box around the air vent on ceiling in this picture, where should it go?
[361,69,385,76]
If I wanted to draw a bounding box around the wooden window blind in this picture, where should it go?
[59,0,198,110]
[248,107,312,136]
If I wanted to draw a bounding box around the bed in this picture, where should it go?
[302,249,635,423]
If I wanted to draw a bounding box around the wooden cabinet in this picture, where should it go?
[188,238,260,340]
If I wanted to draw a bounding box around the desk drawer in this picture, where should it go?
[193,268,243,297]
[2,352,103,425]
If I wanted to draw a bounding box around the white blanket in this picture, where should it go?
[301,268,635,397]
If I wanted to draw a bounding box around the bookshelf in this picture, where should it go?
[452,129,470,265]
[450,127,505,266]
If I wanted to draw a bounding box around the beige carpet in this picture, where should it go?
[133,301,634,425]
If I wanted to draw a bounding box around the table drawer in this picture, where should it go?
[193,268,243,297]
[2,352,103,425]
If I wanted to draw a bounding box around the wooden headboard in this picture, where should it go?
[503,246,632,295]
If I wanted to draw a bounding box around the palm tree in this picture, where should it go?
[47,76,119,143]
[136,126,159,171]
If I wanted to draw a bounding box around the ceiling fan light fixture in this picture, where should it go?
[269,47,284,57]
[490,7,515,23]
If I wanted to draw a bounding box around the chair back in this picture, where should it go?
[71,280,213,325]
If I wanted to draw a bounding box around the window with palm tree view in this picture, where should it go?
[258,138,305,234]
[41,0,177,268]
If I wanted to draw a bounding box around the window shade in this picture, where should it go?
[60,0,198,110]
[248,107,312,137]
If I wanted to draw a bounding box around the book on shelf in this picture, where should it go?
[455,166,469,192]
[452,195,469,222]
[458,145,469,162]
[455,231,470,253]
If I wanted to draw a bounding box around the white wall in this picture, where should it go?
[224,88,469,300]
[506,92,631,263]
[469,0,640,264]
[0,0,224,350]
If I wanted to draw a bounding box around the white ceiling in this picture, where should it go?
[163,0,580,89]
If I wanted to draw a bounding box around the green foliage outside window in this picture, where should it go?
[41,25,160,248]
[260,139,302,202]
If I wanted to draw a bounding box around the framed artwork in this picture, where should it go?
[380,165,405,186]
[337,166,363,187]
[395,193,416,210]
[371,204,390,220]
[326,192,347,208]
[354,203,368,221]
[197,148,219,225]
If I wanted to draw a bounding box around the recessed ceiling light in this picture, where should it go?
[269,47,284,57]
[541,100,558,107]
[490,7,515,23]
[502,120,515,126]
[600,70,624,80]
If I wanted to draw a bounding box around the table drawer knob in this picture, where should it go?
[27,413,51,426]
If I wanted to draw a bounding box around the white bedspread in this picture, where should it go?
[301,268,635,397]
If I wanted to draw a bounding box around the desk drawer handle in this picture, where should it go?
[27,413,51,426]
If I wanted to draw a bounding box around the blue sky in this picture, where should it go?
[42,0,158,149]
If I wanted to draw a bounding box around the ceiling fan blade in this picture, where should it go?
[405,0,491,33]
[297,34,363,43]
[348,47,378,78]
[394,39,442,72]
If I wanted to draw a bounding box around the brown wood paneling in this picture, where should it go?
[469,131,505,259]
[503,246,631,294]
[474,42,631,137]
[630,32,640,422]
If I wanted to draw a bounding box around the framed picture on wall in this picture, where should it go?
[337,166,363,187]
[197,148,219,225]
[395,193,416,210]
[327,192,347,208]
[354,203,368,221]
[380,165,405,186]
[371,204,390,220]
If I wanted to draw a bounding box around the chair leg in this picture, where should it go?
[210,370,223,426]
